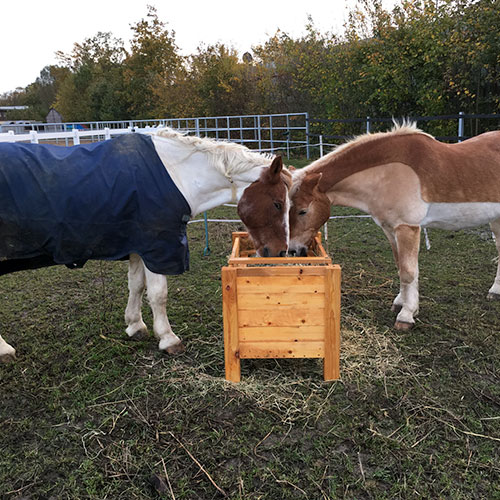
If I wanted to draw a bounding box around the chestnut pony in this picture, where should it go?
[289,122,500,329]
[0,129,290,363]
[238,156,292,257]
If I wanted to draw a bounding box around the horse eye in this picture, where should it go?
[274,201,282,210]
[299,209,308,216]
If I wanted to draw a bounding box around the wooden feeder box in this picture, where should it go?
[222,232,341,382]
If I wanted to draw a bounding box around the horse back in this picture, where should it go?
[412,130,500,203]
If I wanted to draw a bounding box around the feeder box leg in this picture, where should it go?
[222,267,241,382]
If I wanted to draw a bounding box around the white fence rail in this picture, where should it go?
[0,112,310,157]
[0,126,151,144]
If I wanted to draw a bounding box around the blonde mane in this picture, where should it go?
[153,127,274,178]
[291,120,434,193]
[333,120,434,155]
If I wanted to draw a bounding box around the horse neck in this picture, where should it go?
[305,154,372,212]
[152,136,266,216]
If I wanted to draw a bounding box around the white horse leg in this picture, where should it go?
[125,253,149,340]
[0,334,16,363]
[487,218,500,299]
[394,224,421,330]
[144,266,185,354]
[382,227,404,313]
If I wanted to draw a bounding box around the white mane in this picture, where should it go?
[153,127,274,177]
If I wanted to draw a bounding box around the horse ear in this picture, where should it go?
[302,172,323,193]
[266,156,283,184]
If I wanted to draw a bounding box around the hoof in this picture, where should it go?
[391,304,403,314]
[0,352,16,364]
[394,320,414,331]
[129,329,149,341]
[487,292,500,301]
[166,342,185,355]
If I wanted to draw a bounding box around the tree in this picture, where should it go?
[122,6,182,118]
[55,32,127,121]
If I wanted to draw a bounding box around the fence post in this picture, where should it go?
[305,112,310,159]
[319,135,324,157]
[203,211,211,256]
[8,130,15,142]
[104,127,111,140]
[72,129,80,145]
[270,115,274,153]
[458,111,464,142]
[257,115,262,151]
[366,116,371,134]
[195,118,200,137]
[30,130,38,144]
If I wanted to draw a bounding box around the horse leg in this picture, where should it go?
[382,227,403,313]
[487,218,500,299]
[144,266,185,354]
[394,224,421,330]
[0,334,16,363]
[125,253,149,340]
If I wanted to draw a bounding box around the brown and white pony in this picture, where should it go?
[289,122,500,329]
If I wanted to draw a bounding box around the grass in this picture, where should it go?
[1,198,499,499]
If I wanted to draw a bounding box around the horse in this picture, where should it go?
[288,122,500,330]
[0,128,291,363]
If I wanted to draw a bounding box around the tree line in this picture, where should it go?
[1,0,499,136]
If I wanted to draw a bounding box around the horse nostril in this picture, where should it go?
[279,250,287,257]
[289,249,297,257]
[299,247,308,257]
[263,247,270,257]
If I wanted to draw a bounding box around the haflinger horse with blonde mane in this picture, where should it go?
[289,122,500,329]
[0,128,291,363]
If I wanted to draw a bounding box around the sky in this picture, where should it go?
[1,0,396,95]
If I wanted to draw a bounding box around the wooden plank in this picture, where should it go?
[237,292,325,309]
[240,341,324,359]
[238,308,324,328]
[228,256,331,266]
[222,267,240,382]
[230,236,240,261]
[235,267,327,277]
[323,265,341,381]
[236,275,325,294]
[239,325,324,342]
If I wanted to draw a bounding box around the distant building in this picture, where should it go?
[46,108,63,123]
[46,108,64,131]
[0,105,28,120]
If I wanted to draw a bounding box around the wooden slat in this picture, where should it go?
[239,325,324,342]
[239,341,324,359]
[323,265,341,381]
[229,255,331,266]
[230,236,240,261]
[237,292,325,309]
[222,267,241,382]
[238,308,324,328]
[236,275,325,294]
[235,267,326,277]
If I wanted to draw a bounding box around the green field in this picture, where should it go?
[1,201,499,499]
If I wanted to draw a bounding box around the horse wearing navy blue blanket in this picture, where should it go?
[0,129,292,362]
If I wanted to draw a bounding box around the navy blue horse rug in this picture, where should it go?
[0,134,191,276]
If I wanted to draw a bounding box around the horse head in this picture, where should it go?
[289,171,331,256]
[237,156,292,257]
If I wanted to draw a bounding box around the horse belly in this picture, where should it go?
[421,202,500,230]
